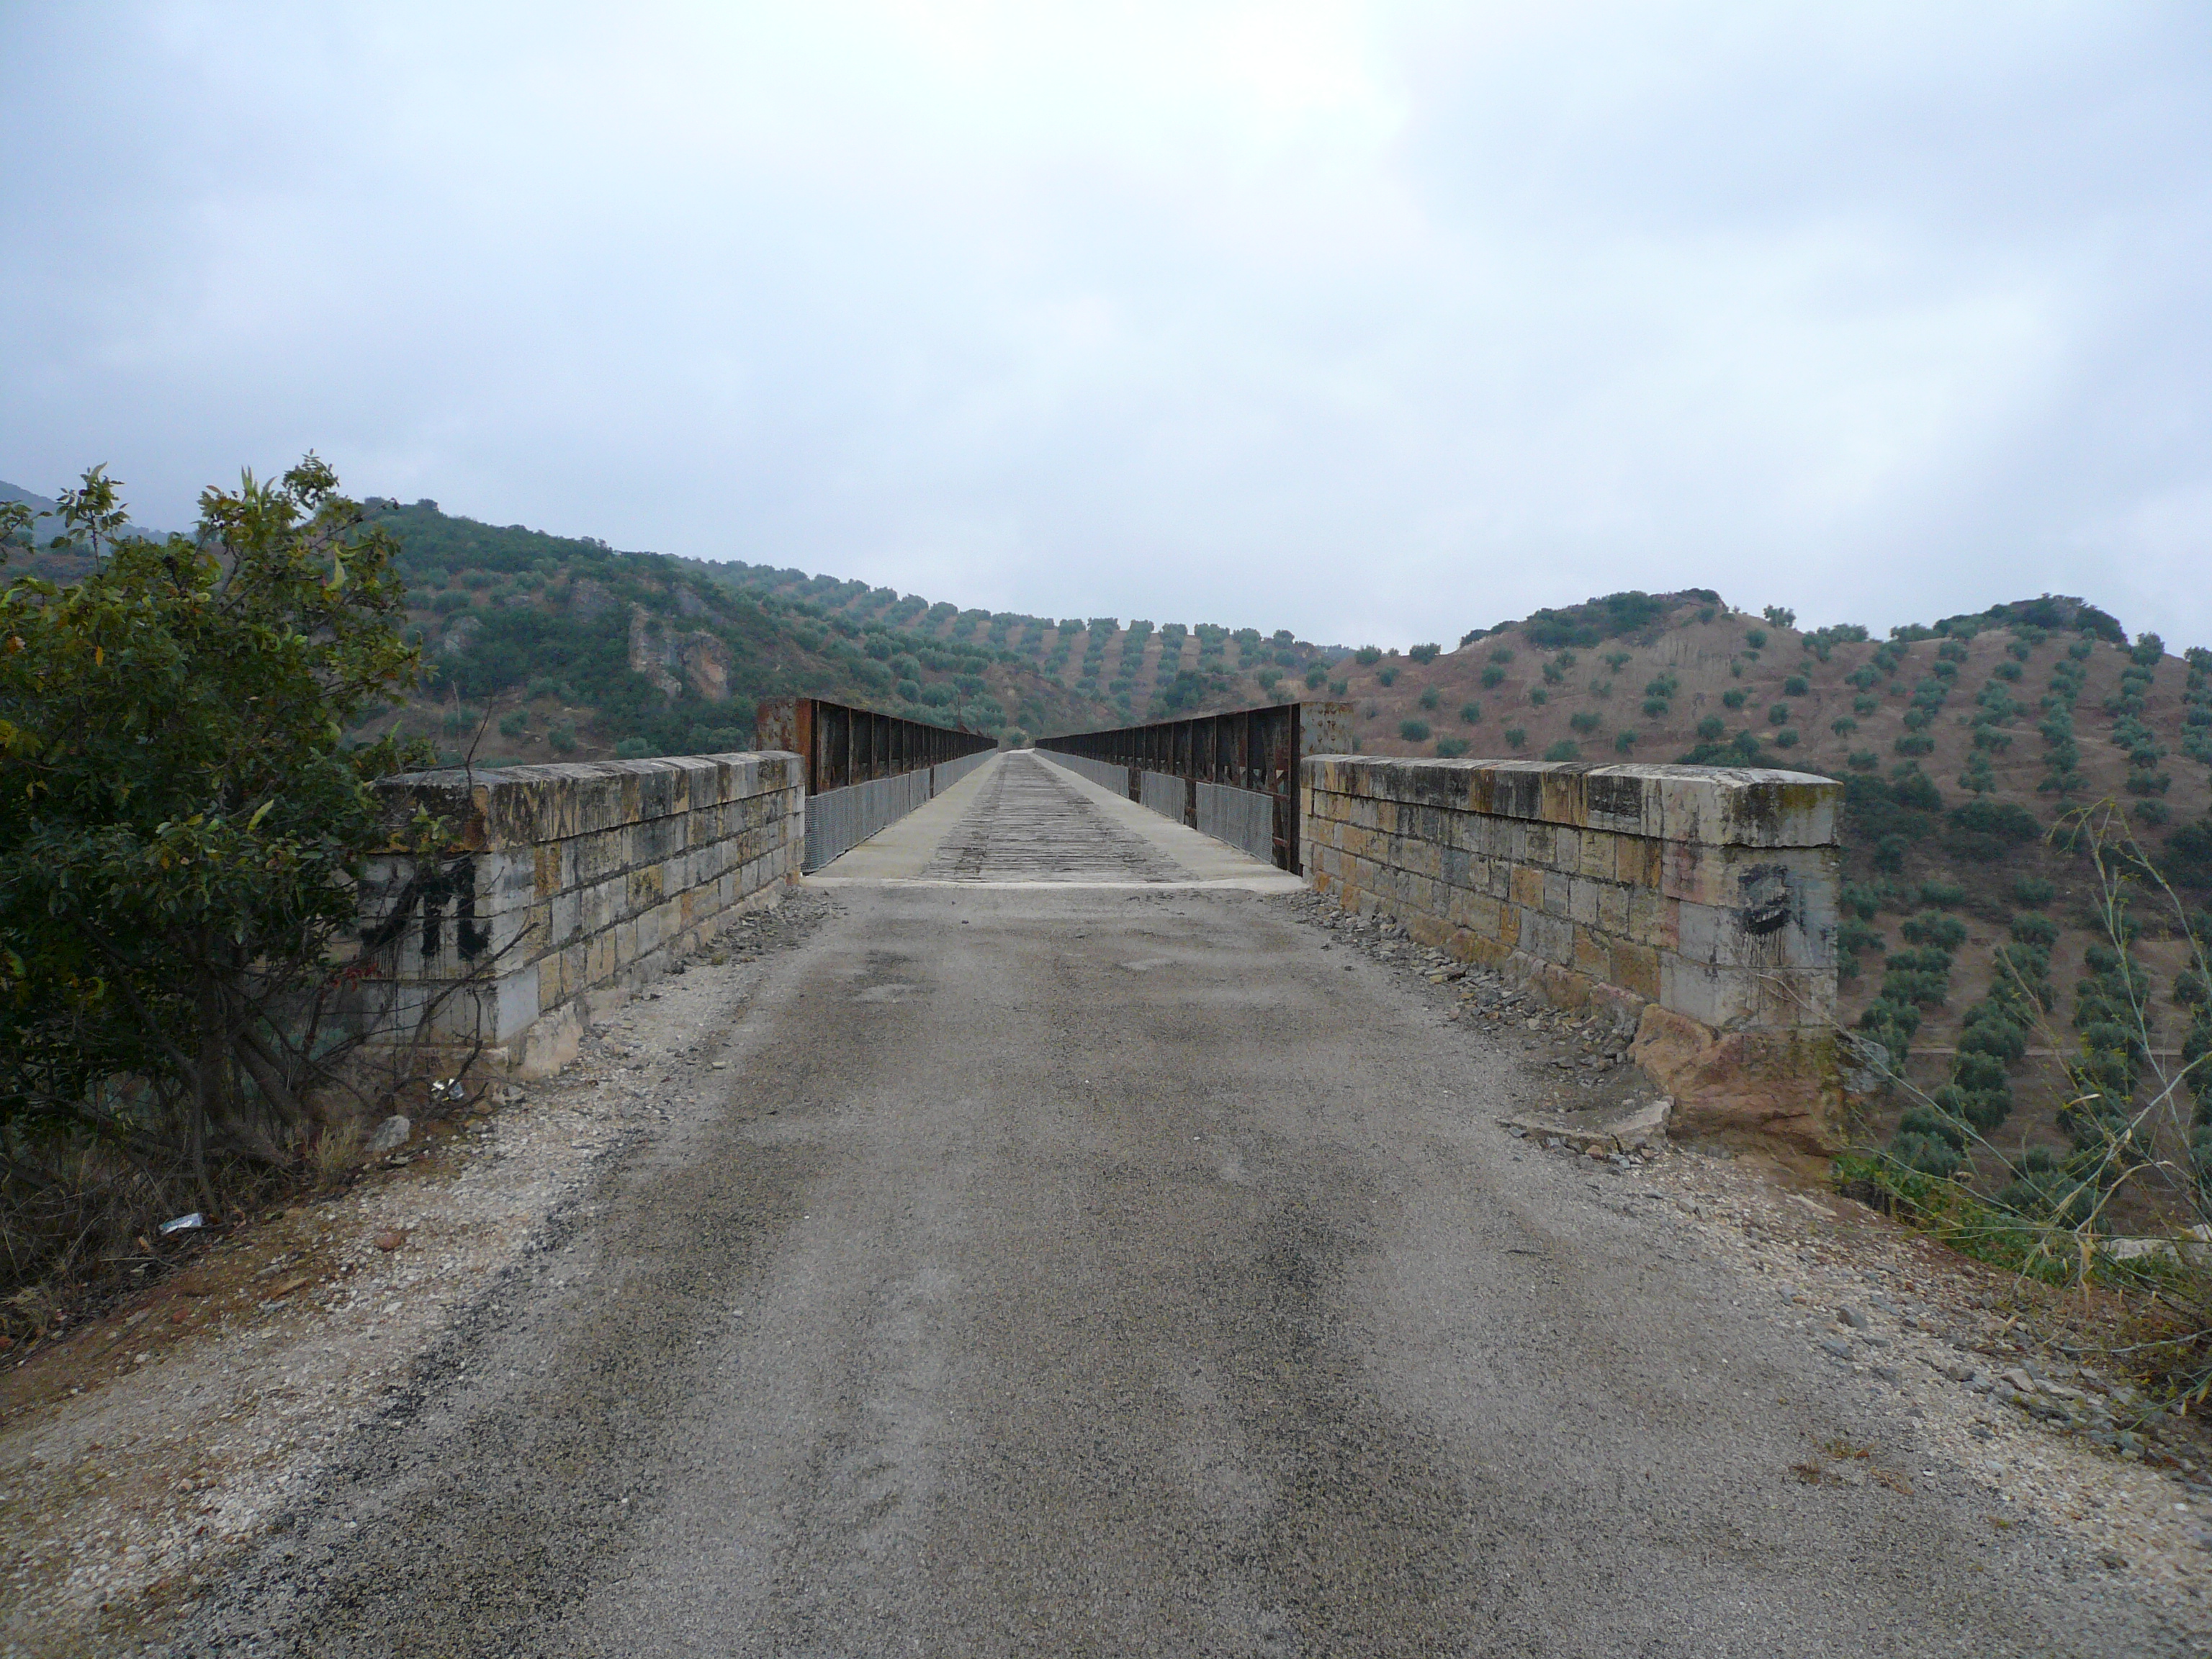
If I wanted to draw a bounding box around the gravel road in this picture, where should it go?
[165,766,2198,1656]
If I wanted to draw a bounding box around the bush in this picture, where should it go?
[1399,719,1431,742]
[1722,688,1748,709]
[1460,701,1483,724]
[548,724,578,753]
[1945,797,2040,862]
[1542,740,1581,762]
[1848,749,1879,770]
[1745,628,1768,650]
[1479,664,1506,689]
[1641,697,1668,717]
[1767,702,1791,727]
[1434,737,1469,758]
[1917,878,1967,909]
[1696,716,1725,741]
[1614,731,1637,752]
[1305,663,1328,688]
[1899,1105,1969,1152]
[1418,685,1441,711]
[1377,666,1398,687]
[0,459,431,1216]
[2010,912,2059,948]
[2011,875,2055,907]
[1838,918,1886,956]
[1529,688,1548,706]
[1505,726,1527,749]
[1887,1125,1964,1179]
[1570,710,1601,734]
[1901,911,1967,950]
[1853,693,1879,715]
[896,678,922,701]
[1354,646,1382,665]
[1408,642,1440,664]
[1784,675,1809,697]
[1774,728,1799,747]
[613,735,654,759]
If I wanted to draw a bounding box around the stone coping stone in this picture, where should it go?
[1305,757,1838,849]
[377,752,802,850]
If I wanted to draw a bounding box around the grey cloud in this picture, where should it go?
[1,1,2207,650]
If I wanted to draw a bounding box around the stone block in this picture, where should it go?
[1596,882,1631,937]
[1608,940,1661,1002]
[1569,925,1611,983]
[1565,875,1603,928]
[1524,908,1573,966]
[1540,868,1572,920]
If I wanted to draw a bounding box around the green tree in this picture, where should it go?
[0,459,432,1181]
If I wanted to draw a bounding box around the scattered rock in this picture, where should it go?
[374,1230,408,1252]
[367,1115,412,1154]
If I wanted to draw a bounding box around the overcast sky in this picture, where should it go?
[4,3,2208,649]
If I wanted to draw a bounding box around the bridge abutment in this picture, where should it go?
[1302,757,1845,1154]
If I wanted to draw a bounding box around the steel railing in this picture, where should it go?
[1034,700,1351,872]
[755,696,998,869]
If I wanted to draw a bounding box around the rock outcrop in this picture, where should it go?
[627,604,731,703]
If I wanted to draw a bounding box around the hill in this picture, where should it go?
[324,499,1128,763]
[703,559,1350,724]
[0,476,174,573]
[346,500,1363,760]
[1337,588,2212,1219]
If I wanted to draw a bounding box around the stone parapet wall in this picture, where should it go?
[1302,757,1845,1152]
[356,753,804,1075]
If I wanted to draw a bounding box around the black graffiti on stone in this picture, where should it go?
[361,857,492,963]
[1737,863,1797,937]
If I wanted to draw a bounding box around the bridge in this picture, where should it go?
[203,703,2118,1655]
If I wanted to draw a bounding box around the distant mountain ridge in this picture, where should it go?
[0,475,175,559]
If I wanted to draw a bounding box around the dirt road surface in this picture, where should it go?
[150,756,2198,1655]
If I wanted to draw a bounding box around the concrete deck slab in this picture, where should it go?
[803,749,1010,881]
[811,750,1303,891]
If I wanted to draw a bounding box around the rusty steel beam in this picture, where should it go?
[755,696,996,796]
[1035,701,1352,873]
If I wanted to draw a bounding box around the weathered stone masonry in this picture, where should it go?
[355,753,804,1076]
[1301,757,1845,1151]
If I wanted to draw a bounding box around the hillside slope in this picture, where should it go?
[351,500,1119,764]
[1339,589,2212,1217]
[705,559,1351,725]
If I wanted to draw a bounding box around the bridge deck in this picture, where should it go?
[178,757,2137,1656]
